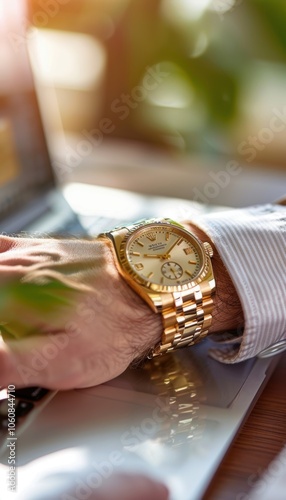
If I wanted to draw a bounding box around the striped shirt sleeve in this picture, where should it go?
[192,202,286,363]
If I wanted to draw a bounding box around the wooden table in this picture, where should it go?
[204,351,286,499]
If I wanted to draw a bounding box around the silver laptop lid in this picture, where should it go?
[0,1,54,228]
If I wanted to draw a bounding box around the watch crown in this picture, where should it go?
[203,241,214,258]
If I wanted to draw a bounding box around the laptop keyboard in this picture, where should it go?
[55,215,87,235]
[0,386,54,455]
[51,213,130,237]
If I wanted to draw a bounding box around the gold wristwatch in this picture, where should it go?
[101,218,216,357]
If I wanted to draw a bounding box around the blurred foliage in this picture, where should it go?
[0,280,74,340]
[27,0,286,165]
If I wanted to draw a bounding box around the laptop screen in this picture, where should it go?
[0,1,54,225]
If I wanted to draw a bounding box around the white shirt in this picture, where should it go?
[194,202,286,362]
[193,200,286,499]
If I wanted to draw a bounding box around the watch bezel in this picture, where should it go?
[118,221,210,293]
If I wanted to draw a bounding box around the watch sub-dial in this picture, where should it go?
[161,261,183,280]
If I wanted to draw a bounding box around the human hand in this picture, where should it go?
[0,223,243,391]
[0,235,161,390]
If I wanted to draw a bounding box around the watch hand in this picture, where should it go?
[164,237,182,257]
[144,253,171,259]
[170,267,176,277]
[143,237,182,260]
[143,254,162,258]
[144,238,182,261]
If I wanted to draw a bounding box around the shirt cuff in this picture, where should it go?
[192,203,286,363]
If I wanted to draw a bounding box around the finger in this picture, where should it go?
[0,235,44,256]
[0,333,87,390]
[0,281,77,340]
[0,235,20,253]
[0,236,56,281]
[0,237,108,288]
[0,323,131,390]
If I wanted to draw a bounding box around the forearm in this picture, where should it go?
[1,199,284,390]
[185,223,244,335]
[105,201,286,365]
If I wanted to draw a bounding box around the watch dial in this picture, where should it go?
[126,224,203,288]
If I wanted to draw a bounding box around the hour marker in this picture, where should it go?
[184,247,193,255]
[147,272,154,279]
[135,263,144,270]
[177,238,183,246]
[146,232,156,242]
[131,251,140,256]
[160,277,164,284]
[165,232,170,241]
[185,270,193,277]
[137,241,144,247]
[188,260,197,265]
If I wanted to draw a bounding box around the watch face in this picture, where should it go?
[124,223,205,291]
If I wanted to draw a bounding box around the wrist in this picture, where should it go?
[183,222,244,335]
[99,237,162,361]
[99,219,244,365]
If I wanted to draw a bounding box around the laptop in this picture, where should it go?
[0,3,280,499]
